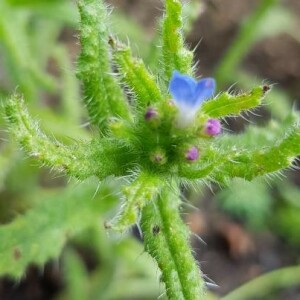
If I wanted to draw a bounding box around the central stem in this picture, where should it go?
[141,185,205,300]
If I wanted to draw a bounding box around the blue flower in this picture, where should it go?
[169,71,216,126]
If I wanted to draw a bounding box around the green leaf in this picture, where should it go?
[201,86,268,118]
[217,123,300,181]
[5,95,134,180]
[0,180,119,278]
[179,122,300,182]
[77,0,131,129]
[162,0,194,82]
[111,39,163,108]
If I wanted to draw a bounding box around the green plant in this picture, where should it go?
[2,0,300,299]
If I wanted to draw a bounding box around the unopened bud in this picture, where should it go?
[145,107,158,121]
[205,119,221,136]
[150,149,167,165]
[185,146,199,162]
[108,117,128,138]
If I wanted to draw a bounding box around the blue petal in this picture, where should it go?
[169,71,197,106]
[194,78,216,105]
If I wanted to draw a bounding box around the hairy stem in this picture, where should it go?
[141,185,205,300]
[107,173,161,231]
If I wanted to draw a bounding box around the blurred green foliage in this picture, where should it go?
[0,0,299,299]
[216,178,272,230]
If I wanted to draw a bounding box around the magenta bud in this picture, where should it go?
[205,119,221,136]
[145,107,158,121]
[185,146,199,161]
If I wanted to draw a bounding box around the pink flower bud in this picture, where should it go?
[205,119,221,136]
[185,146,199,161]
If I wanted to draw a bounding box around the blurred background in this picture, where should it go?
[0,0,299,299]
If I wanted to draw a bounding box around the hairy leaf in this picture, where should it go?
[111,39,163,108]
[77,0,131,128]
[0,181,119,278]
[201,86,268,118]
[162,0,194,82]
[4,95,134,180]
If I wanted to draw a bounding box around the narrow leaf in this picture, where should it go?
[162,0,194,82]
[4,94,131,180]
[201,86,268,118]
[77,0,131,128]
[179,122,300,182]
[111,39,163,108]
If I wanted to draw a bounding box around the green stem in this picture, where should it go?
[141,185,205,300]
[221,265,300,300]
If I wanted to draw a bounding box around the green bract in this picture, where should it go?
[3,0,300,299]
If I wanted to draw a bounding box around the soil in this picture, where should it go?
[1,0,300,299]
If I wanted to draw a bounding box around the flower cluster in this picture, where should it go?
[145,71,222,163]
